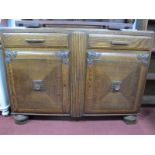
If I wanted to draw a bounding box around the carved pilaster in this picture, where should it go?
[69,32,87,117]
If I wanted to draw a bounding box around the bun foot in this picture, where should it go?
[123,115,137,124]
[14,115,29,125]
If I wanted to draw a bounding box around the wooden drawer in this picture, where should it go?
[88,34,153,50]
[2,33,68,48]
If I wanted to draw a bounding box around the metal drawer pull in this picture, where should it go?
[111,41,129,46]
[32,80,43,91]
[25,39,45,44]
[112,81,122,92]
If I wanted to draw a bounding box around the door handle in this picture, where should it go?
[32,80,43,91]
[112,81,122,92]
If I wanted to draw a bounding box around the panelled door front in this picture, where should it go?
[5,50,70,114]
[84,50,149,114]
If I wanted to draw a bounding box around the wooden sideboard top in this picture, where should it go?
[0,27,154,37]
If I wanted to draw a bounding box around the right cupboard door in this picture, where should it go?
[84,50,149,114]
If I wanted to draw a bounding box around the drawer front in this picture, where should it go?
[5,50,70,114]
[2,33,68,48]
[88,34,152,50]
[84,50,150,114]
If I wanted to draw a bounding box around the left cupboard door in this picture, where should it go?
[5,50,70,115]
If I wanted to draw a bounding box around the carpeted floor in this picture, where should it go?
[0,107,155,135]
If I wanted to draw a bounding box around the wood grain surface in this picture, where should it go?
[69,32,87,117]
[6,50,70,114]
[2,33,68,48]
[0,28,153,116]
[85,50,149,114]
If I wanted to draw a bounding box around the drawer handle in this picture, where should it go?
[111,41,129,46]
[25,39,45,44]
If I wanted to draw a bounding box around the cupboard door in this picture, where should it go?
[5,50,70,114]
[85,50,150,114]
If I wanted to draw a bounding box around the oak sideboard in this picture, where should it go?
[0,28,154,124]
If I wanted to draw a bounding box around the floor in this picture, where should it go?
[0,107,155,135]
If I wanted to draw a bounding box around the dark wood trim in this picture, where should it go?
[15,20,133,29]
[0,28,154,38]
[11,112,70,116]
